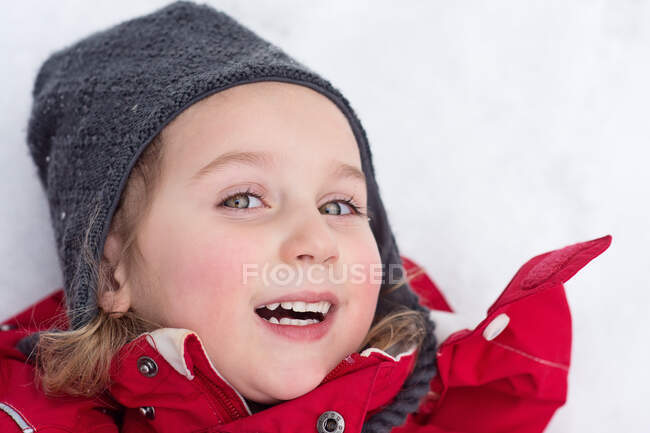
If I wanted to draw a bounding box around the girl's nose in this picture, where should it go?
[279,210,339,266]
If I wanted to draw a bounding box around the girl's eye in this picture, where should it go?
[221,190,264,209]
[319,200,357,216]
[219,189,367,218]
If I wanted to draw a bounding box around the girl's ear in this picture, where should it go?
[99,233,132,314]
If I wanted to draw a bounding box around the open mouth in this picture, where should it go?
[255,301,332,326]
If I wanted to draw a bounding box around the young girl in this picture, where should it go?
[0,2,611,432]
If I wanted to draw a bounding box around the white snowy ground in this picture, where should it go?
[1,1,648,431]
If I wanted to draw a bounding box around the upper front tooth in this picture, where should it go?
[277,301,332,313]
[320,302,331,315]
[306,301,331,314]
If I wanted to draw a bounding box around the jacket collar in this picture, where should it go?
[109,328,417,433]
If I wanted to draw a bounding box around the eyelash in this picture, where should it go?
[219,187,368,218]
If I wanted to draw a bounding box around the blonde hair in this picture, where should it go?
[34,133,429,398]
[35,134,166,397]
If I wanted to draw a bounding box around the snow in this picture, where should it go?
[1,1,648,431]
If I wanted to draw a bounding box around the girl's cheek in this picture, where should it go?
[356,251,383,316]
[159,230,262,321]
[341,249,381,311]
[344,234,382,287]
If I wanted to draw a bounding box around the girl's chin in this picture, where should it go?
[247,370,326,403]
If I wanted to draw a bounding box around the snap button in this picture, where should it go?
[137,356,158,377]
[483,313,510,341]
[317,410,345,433]
[0,323,16,331]
[139,406,155,420]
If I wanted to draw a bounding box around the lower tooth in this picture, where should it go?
[272,318,318,326]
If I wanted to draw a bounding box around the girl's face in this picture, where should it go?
[114,82,382,404]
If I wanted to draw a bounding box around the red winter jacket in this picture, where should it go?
[0,235,611,433]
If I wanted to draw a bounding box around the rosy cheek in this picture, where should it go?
[162,232,260,321]
[346,238,382,288]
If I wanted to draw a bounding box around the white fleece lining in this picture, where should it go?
[146,328,195,380]
[360,344,417,362]
[145,328,252,416]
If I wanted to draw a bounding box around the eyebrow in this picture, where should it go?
[188,150,366,186]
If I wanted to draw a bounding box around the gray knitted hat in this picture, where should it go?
[26,1,437,430]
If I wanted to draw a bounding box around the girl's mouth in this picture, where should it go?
[254,300,337,341]
[254,301,332,326]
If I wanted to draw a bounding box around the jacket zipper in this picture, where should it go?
[194,368,245,423]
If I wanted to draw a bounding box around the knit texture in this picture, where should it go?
[25,1,438,430]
